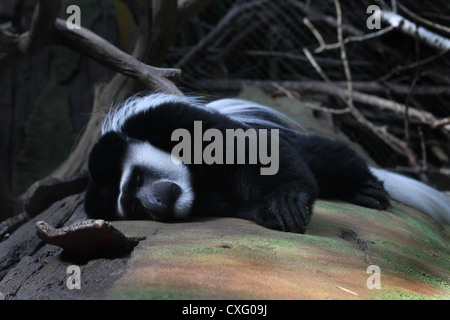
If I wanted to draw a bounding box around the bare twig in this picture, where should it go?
[396,50,448,72]
[299,0,448,168]
[432,117,450,129]
[286,0,363,37]
[213,75,450,95]
[272,82,350,114]
[404,25,421,147]
[303,17,327,51]
[302,6,394,54]
[302,48,330,82]
[244,50,372,66]
[271,82,296,99]
[318,0,419,166]
[391,0,397,12]
[398,3,450,35]
[314,26,395,53]
[395,166,450,177]
[377,50,448,83]
[333,0,353,107]
[336,286,359,296]
[300,101,351,115]
[417,126,428,182]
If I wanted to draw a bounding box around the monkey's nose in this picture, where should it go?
[135,181,181,220]
[151,180,182,206]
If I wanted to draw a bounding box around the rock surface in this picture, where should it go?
[107,200,449,300]
[2,194,447,300]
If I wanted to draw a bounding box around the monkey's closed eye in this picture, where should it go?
[131,169,143,188]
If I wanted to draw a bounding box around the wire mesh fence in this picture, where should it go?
[166,0,450,185]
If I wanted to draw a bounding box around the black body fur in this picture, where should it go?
[85,100,390,233]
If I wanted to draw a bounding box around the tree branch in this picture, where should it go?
[381,11,450,52]
[17,0,61,54]
[0,1,183,94]
[329,0,416,166]
[398,3,450,35]
[52,18,182,95]
[0,0,61,74]
[303,15,395,54]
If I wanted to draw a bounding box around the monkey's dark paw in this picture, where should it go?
[347,178,390,210]
[256,189,314,233]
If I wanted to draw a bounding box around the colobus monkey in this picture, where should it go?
[84,93,450,233]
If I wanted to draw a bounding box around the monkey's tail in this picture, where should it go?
[370,167,450,224]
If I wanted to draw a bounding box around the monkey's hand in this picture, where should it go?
[251,187,315,233]
[345,176,390,210]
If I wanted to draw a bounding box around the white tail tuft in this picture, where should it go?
[370,167,450,224]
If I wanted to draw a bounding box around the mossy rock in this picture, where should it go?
[107,200,449,300]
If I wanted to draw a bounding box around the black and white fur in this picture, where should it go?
[84,93,450,233]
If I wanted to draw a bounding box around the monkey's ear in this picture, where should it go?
[88,131,128,185]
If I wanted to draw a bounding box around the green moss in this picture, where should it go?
[138,228,367,272]
[390,205,448,252]
[373,289,428,300]
[315,200,394,227]
[373,286,449,300]
[108,218,450,300]
[369,239,450,292]
[108,285,211,300]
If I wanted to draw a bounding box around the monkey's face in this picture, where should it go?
[85,132,194,221]
[116,140,194,220]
